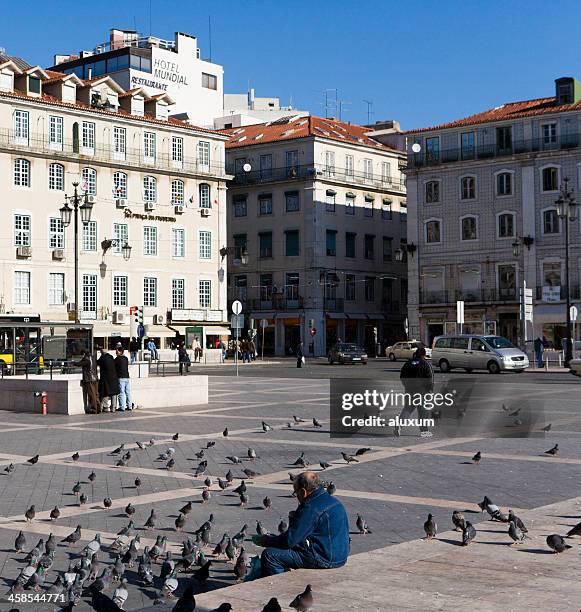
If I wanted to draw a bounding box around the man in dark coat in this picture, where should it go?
[76,350,100,414]
[296,341,304,368]
[97,348,119,412]
[178,342,190,375]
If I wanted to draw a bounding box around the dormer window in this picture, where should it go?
[28,75,41,95]
[557,80,573,105]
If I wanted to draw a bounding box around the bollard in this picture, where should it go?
[34,391,48,415]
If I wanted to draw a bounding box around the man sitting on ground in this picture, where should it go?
[253,471,349,576]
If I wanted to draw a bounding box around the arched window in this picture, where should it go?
[171,179,185,204]
[460,176,476,200]
[13,158,31,187]
[48,163,64,191]
[82,167,97,195]
[461,215,478,240]
[425,219,441,243]
[113,171,127,199]
[199,183,211,208]
[143,176,157,202]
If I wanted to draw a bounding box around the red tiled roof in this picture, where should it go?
[225,116,400,152]
[406,96,581,134]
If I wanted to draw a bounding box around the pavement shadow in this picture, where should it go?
[517,548,554,554]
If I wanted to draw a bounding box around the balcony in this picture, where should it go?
[420,289,519,305]
[535,285,581,301]
[408,133,581,169]
[227,163,406,192]
[249,296,305,311]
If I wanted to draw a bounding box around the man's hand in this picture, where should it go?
[251,534,267,547]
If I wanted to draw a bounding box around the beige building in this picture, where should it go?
[0,55,230,350]
[225,115,407,357]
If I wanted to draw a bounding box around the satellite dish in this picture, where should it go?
[411,143,421,153]
[242,163,252,172]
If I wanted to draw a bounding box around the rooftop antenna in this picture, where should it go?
[337,99,351,121]
[322,88,337,118]
[363,99,374,125]
[148,0,152,36]
[208,15,212,61]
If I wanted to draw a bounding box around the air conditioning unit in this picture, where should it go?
[52,248,65,260]
[153,314,164,325]
[112,311,125,324]
[16,246,32,258]
[116,198,127,208]
[145,202,155,211]
[174,204,185,214]
[85,194,96,204]
[200,208,210,217]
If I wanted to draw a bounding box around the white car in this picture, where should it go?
[386,341,431,361]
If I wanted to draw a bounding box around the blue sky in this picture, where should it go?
[3,0,581,129]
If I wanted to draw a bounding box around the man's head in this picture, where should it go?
[293,471,320,504]
[415,346,427,360]
[116,347,124,356]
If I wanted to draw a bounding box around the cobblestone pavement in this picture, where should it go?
[0,375,580,611]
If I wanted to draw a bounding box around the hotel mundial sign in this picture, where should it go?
[131,57,189,92]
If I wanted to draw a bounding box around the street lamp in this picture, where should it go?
[59,182,94,324]
[101,238,133,261]
[220,245,248,265]
[555,177,577,367]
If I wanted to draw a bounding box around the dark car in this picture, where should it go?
[328,343,368,365]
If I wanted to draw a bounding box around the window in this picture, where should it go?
[497,172,512,196]
[81,121,95,152]
[461,216,477,240]
[197,141,210,170]
[234,275,247,299]
[425,136,440,162]
[82,167,97,195]
[364,158,373,180]
[48,272,65,305]
[260,273,273,300]
[234,234,247,261]
[400,201,408,222]
[543,209,560,234]
[171,136,183,165]
[557,81,573,105]
[259,154,273,180]
[143,226,158,256]
[345,154,354,177]
[49,116,63,150]
[13,110,29,144]
[285,191,299,212]
[82,274,97,315]
[259,231,273,258]
[259,194,273,215]
[425,180,440,203]
[143,277,157,307]
[542,123,557,147]
[14,271,31,305]
[172,278,185,309]
[14,214,31,246]
[365,277,375,301]
[202,72,217,89]
[199,183,211,208]
[461,131,475,159]
[426,220,441,243]
[171,180,185,204]
[113,126,126,159]
[113,275,128,307]
[543,261,561,287]
[143,176,157,202]
[326,230,337,256]
[233,195,247,217]
[326,190,336,212]
[83,220,97,251]
[325,151,335,176]
[461,176,475,200]
[144,132,156,162]
[542,167,559,191]
[382,278,394,304]
[48,163,64,191]
[381,162,391,182]
[364,234,375,260]
[199,230,212,259]
[345,274,355,301]
[382,199,392,220]
[383,236,393,262]
[496,126,512,153]
[285,273,299,300]
[364,196,374,217]
[113,171,127,199]
[345,232,356,258]
[498,264,516,298]
[49,217,65,249]
[285,230,299,256]
[113,223,128,254]
[286,150,299,175]
[498,213,515,238]
[345,193,355,215]
[199,280,211,308]
[171,228,185,257]
[14,158,30,187]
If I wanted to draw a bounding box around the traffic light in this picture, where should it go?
[134,306,144,326]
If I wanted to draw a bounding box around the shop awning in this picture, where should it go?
[205,326,231,336]
[326,313,347,319]
[346,313,369,320]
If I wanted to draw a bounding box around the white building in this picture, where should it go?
[50,29,224,128]
[0,53,230,350]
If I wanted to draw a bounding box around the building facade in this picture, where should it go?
[405,77,581,350]
[0,56,229,350]
[225,115,407,357]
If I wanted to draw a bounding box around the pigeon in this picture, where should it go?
[248,448,258,461]
[125,503,135,517]
[546,534,572,553]
[213,534,229,558]
[50,506,60,521]
[136,441,145,450]
[479,496,508,522]
[194,560,212,584]
[172,433,179,441]
[424,513,437,539]
[263,496,272,510]
[207,440,216,448]
[545,444,559,456]
[356,514,371,534]
[566,520,581,537]
[46,575,64,596]
[116,458,128,467]
[341,452,358,463]
[72,452,80,461]
[84,533,101,559]
[166,458,176,471]
[452,511,465,531]
[45,533,57,554]
[225,469,234,482]
[462,521,476,546]
[288,472,296,482]
[293,415,305,424]
[262,598,283,612]
[172,585,197,612]
[319,461,331,470]
[160,552,175,581]
[234,551,247,581]
[234,524,248,541]
[278,518,288,534]
[27,454,39,465]
[4,463,14,474]
[89,567,112,593]
[180,501,193,516]
[293,456,307,468]
[62,525,82,546]
[194,461,208,476]
[195,450,206,460]
[25,538,43,563]
[508,520,526,545]
[355,447,372,456]
[175,513,187,531]
[88,471,97,483]
[223,428,229,437]
[262,421,272,432]
[472,451,481,464]
[26,565,46,592]
[242,468,259,478]
[113,577,129,608]
[162,568,179,598]
[77,492,87,505]
[312,418,323,428]
[233,480,247,495]
[256,521,267,536]
[218,477,230,490]
[72,481,82,496]
[104,497,113,509]
[110,444,124,455]
[134,477,141,489]
[289,584,313,611]
[14,531,26,552]
[327,481,336,495]
[202,488,211,503]
[508,509,528,533]
[25,505,35,522]
[542,423,552,432]
[226,456,243,464]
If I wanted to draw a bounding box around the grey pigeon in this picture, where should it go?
[289,584,313,611]
[472,451,481,464]
[319,461,331,470]
[312,418,322,428]
[566,520,581,537]
[462,521,476,546]
[508,509,528,533]
[262,421,272,432]
[341,452,358,463]
[14,531,26,552]
[423,513,437,539]
[452,511,465,531]
[4,463,15,474]
[545,444,559,456]
[508,520,526,545]
[356,513,371,534]
[355,447,372,456]
[262,598,283,612]
[546,534,572,553]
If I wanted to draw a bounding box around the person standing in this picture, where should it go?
[77,350,100,414]
[97,348,119,413]
[178,342,190,375]
[192,338,201,363]
[115,347,132,412]
[219,339,226,363]
[129,337,139,364]
[296,341,304,368]
[534,336,545,369]
[249,338,256,361]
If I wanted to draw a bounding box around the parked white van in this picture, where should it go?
[431,335,529,374]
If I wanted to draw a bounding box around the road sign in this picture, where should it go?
[310,328,317,337]
[232,300,242,315]
[456,301,465,325]
[571,305,578,321]
[230,314,244,329]
[260,318,269,329]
